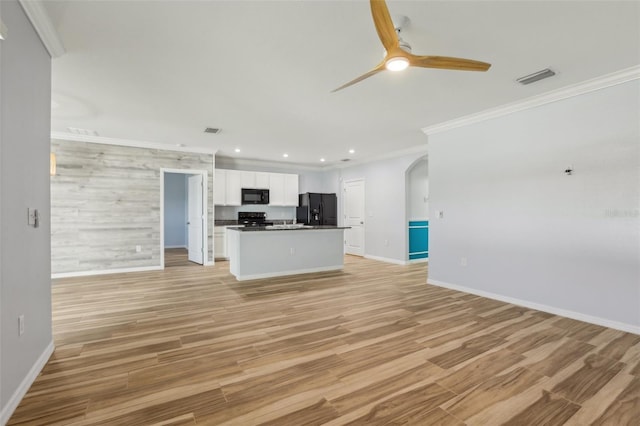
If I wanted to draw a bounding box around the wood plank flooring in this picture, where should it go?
[8,257,640,425]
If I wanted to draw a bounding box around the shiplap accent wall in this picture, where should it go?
[51,139,214,274]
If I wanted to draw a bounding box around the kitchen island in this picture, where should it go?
[227,225,349,281]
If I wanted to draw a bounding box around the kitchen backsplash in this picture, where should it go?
[215,205,296,220]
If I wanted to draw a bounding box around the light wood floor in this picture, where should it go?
[165,248,198,268]
[9,257,640,425]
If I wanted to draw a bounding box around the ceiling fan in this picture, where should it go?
[332,0,491,92]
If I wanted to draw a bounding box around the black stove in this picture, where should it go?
[238,212,273,228]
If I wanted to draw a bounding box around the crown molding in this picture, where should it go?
[216,156,326,172]
[51,132,218,155]
[18,0,65,57]
[422,65,640,136]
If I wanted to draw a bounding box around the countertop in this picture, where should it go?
[228,225,349,232]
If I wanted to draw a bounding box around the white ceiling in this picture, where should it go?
[44,0,640,166]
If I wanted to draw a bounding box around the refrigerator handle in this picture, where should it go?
[319,202,323,225]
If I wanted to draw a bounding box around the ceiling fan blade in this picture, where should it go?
[332,62,386,92]
[370,0,398,51]
[409,55,491,71]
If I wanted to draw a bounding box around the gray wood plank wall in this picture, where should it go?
[51,140,214,274]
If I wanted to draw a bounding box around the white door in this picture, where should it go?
[187,174,204,264]
[344,179,365,256]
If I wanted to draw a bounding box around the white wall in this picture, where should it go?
[0,0,53,421]
[407,158,429,220]
[164,173,187,247]
[332,151,428,263]
[428,80,640,331]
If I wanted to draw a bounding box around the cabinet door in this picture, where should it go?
[214,226,226,258]
[214,170,226,205]
[284,174,299,206]
[240,171,256,189]
[225,170,242,206]
[269,173,285,206]
[255,172,270,189]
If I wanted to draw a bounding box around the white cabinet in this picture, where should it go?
[214,169,298,206]
[214,226,225,258]
[255,172,270,189]
[225,170,242,206]
[240,171,255,189]
[269,174,285,206]
[214,170,226,205]
[284,174,299,206]
[214,225,244,259]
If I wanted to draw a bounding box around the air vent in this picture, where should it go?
[516,68,556,85]
[204,127,221,134]
[341,158,351,162]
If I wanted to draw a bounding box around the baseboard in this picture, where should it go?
[364,254,408,265]
[409,258,429,264]
[52,265,163,279]
[233,265,344,281]
[427,279,640,335]
[0,340,55,425]
[164,245,187,249]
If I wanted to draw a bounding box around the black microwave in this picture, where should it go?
[241,188,269,205]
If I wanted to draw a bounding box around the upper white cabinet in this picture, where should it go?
[225,170,242,206]
[284,174,299,206]
[214,170,226,205]
[240,171,255,189]
[214,169,298,206]
[255,172,270,189]
[269,173,285,206]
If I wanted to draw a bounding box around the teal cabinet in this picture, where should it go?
[409,220,429,260]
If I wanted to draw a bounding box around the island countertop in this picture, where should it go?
[227,225,349,232]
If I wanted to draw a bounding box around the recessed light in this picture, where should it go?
[320,158,326,162]
[234,148,241,153]
[348,149,355,154]
[283,153,289,158]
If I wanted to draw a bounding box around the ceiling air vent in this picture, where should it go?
[516,68,556,85]
[204,127,221,134]
[340,158,351,162]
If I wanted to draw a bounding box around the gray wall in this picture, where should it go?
[164,173,187,248]
[51,140,214,274]
[428,80,640,330]
[0,0,53,418]
[331,151,428,263]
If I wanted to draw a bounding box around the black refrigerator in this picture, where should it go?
[296,193,337,226]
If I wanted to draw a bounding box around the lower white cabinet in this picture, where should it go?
[214,225,244,259]
[214,226,226,259]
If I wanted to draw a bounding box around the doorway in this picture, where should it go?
[160,169,208,268]
[343,178,365,256]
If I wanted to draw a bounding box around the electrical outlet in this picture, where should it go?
[460,257,468,267]
[136,245,142,253]
[437,211,444,219]
[384,239,389,246]
[18,315,25,336]
[290,247,295,255]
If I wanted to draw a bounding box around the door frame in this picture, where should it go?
[342,178,365,256]
[160,168,209,268]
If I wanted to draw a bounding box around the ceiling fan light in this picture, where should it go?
[385,57,409,72]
